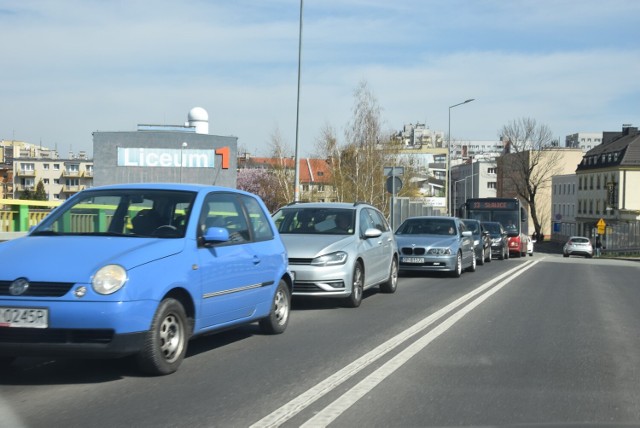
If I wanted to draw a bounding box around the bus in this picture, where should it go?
[463,198,528,257]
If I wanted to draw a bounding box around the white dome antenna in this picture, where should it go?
[186,107,209,134]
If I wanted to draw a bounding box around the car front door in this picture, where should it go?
[196,192,263,329]
[358,208,385,285]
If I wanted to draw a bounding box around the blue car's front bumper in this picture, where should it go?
[0,299,158,358]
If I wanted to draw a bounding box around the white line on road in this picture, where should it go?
[250,259,540,428]
[301,260,541,427]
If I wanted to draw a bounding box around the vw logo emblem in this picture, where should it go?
[9,278,29,296]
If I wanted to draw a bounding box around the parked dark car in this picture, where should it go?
[481,221,509,260]
[462,219,491,265]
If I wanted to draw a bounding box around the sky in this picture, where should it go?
[2,0,640,158]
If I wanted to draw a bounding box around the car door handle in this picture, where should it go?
[253,255,261,265]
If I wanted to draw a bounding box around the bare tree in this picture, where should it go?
[497,117,562,238]
[313,81,412,215]
[267,127,295,207]
[314,123,346,201]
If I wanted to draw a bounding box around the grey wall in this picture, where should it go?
[93,131,237,188]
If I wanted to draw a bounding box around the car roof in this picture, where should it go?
[278,202,371,210]
[402,216,458,221]
[80,182,259,198]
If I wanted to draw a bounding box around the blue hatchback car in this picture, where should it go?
[0,183,292,375]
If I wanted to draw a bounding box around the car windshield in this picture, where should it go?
[462,220,480,234]
[396,218,457,236]
[483,222,502,235]
[31,189,196,238]
[273,207,355,235]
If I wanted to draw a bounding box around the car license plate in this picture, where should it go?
[0,307,48,328]
[402,257,424,264]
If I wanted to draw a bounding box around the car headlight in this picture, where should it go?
[311,251,348,266]
[427,247,452,255]
[92,264,127,295]
[474,239,480,246]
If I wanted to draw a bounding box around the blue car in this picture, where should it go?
[0,183,293,375]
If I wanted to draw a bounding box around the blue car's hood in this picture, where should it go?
[0,236,186,283]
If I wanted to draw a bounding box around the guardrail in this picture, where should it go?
[0,199,61,233]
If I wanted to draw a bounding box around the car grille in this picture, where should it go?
[401,247,426,255]
[289,258,313,265]
[0,328,114,344]
[0,281,75,297]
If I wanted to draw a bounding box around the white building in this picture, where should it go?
[451,159,498,215]
[551,174,578,240]
[565,132,603,152]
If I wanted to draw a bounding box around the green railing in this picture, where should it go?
[0,199,61,232]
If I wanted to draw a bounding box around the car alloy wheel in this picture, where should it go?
[346,262,364,307]
[259,280,291,334]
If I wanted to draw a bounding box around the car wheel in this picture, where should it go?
[345,262,364,307]
[137,298,188,376]
[478,251,485,265]
[259,280,291,334]
[451,252,462,278]
[563,252,569,258]
[486,248,492,263]
[505,248,509,259]
[380,257,398,294]
[467,251,477,272]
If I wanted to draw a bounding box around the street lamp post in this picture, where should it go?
[447,98,474,216]
[293,0,304,202]
[180,142,187,183]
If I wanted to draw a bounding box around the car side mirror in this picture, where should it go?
[363,228,382,239]
[203,226,230,243]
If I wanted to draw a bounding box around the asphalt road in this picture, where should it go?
[2,252,640,427]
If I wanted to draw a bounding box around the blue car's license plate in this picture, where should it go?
[0,307,48,328]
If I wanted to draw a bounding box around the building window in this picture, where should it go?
[54,179,60,184]
[53,164,60,170]
[43,178,50,184]
[43,164,50,170]
[487,182,496,189]
[487,167,496,174]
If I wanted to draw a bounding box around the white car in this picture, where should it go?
[527,237,534,256]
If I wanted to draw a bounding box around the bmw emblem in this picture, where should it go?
[9,278,30,296]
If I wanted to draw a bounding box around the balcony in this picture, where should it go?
[16,169,36,177]
[61,185,85,193]
[62,169,81,177]
[15,184,35,192]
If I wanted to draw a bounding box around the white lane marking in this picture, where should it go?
[301,259,540,427]
[250,260,539,428]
